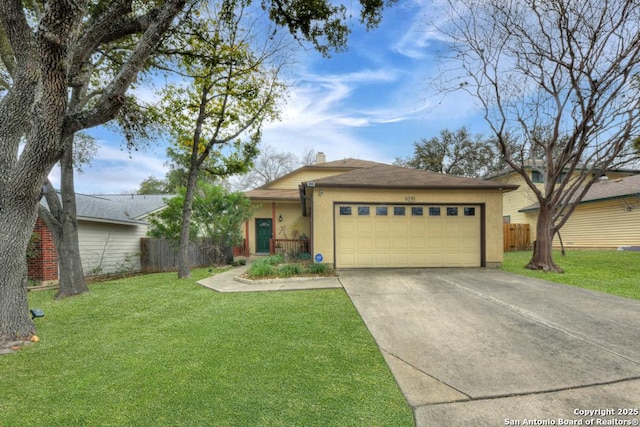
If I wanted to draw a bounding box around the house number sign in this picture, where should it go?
[404,196,416,202]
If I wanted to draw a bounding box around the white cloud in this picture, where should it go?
[392,0,452,60]
[49,144,169,194]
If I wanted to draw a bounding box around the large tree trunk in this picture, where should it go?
[177,166,200,279]
[526,204,563,273]
[55,137,88,298]
[1,0,188,340]
[0,200,39,340]
[39,137,89,299]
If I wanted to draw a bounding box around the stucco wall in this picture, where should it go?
[267,169,354,189]
[244,201,310,254]
[310,187,505,267]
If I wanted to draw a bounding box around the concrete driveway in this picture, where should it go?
[339,268,640,426]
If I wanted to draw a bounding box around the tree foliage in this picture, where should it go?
[159,0,289,278]
[396,127,504,178]
[137,176,172,195]
[440,0,640,272]
[147,184,254,262]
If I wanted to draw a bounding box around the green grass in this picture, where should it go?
[1,268,412,426]
[501,250,640,300]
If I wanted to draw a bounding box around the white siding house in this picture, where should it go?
[36,193,173,279]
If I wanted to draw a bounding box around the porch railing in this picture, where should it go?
[271,239,310,257]
[232,239,249,257]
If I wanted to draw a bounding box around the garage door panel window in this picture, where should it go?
[464,207,476,216]
[394,206,406,216]
[358,206,370,216]
[411,207,423,216]
[339,206,352,215]
[447,207,458,216]
[376,206,388,216]
[429,207,441,216]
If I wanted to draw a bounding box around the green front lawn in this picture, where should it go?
[1,269,412,426]
[501,250,640,300]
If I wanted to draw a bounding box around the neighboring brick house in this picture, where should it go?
[28,193,173,284]
[28,217,59,285]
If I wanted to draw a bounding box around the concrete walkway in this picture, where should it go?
[339,268,640,426]
[196,265,342,293]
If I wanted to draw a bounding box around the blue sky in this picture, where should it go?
[55,0,489,194]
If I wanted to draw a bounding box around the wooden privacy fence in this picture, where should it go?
[503,224,531,252]
[140,238,231,272]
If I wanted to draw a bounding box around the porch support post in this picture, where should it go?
[244,221,250,256]
[271,202,276,255]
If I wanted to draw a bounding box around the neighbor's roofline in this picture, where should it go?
[518,192,640,213]
[77,216,146,226]
[487,165,640,180]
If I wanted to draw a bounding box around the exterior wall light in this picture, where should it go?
[278,214,283,222]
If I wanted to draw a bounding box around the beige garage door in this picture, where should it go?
[335,204,481,268]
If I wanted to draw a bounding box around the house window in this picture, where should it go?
[358,206,370,216]
[556,172,567,184]
[376,206,388,216]
[464,207,476,216]
[411,207,423,216]
[429,207,441,216]
[532,170,544,183]
[447,207,458,216]
[339,206,352,215]
[394,207,406,216]
[503,215,511,224]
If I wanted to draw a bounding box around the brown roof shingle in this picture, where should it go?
[311,164,517,190]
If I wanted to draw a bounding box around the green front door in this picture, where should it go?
[256,219,272,253]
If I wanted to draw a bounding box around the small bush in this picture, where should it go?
[247,262,276,278]
[296,252,312,261]
[263,254,284,265]
[308,263,330,275]
[279,263,303,278]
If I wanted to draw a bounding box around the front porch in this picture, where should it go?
[233,238,310,258]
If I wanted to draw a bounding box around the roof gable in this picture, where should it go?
[259,158,386,190]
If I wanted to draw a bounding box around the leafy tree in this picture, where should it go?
[137,176,172,195]
[440,0,640,272]
[396,127,503,178]
[0,1,188,339]
[160,1,289,279]
[147,184,254,264]
[0,0,392,340]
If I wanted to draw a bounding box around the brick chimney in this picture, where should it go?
[316,152,326,164]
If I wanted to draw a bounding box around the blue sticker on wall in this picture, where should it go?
[314,253,323,263]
